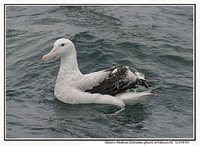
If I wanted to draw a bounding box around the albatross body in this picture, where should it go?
[42,38,153,108]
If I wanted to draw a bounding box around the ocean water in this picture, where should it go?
[6,5,194,139]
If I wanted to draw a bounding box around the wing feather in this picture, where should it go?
[85,66,149,96]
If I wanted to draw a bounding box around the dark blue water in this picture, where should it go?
[6,6,194,139]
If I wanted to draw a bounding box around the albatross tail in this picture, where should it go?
[116,90,154,105]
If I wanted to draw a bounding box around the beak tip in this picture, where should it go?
[42,55,48,62]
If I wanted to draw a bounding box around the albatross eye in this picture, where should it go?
[61,44,65,47]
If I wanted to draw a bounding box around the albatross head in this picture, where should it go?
[42,38,75,62]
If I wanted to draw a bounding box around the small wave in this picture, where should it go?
[158,54,193,66]
[6,29,28,38]
[71,31,96,43]
[116,41,145,48]
[6,89,27,101]
[34,17,65,25]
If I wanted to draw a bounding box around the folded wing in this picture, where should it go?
[84,66,148,96]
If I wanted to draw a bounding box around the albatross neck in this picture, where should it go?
[58,50,82,77]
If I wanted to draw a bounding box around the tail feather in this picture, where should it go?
[116,90,154,105]
[137,79,148,88]
[141,79,148,88]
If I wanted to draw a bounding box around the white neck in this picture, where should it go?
[57,48,82,81]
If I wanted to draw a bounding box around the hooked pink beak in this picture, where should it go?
[42,47,59,62]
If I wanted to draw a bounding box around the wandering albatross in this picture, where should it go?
[42,38,153,108]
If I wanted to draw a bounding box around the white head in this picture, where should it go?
[42,38,75,62]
